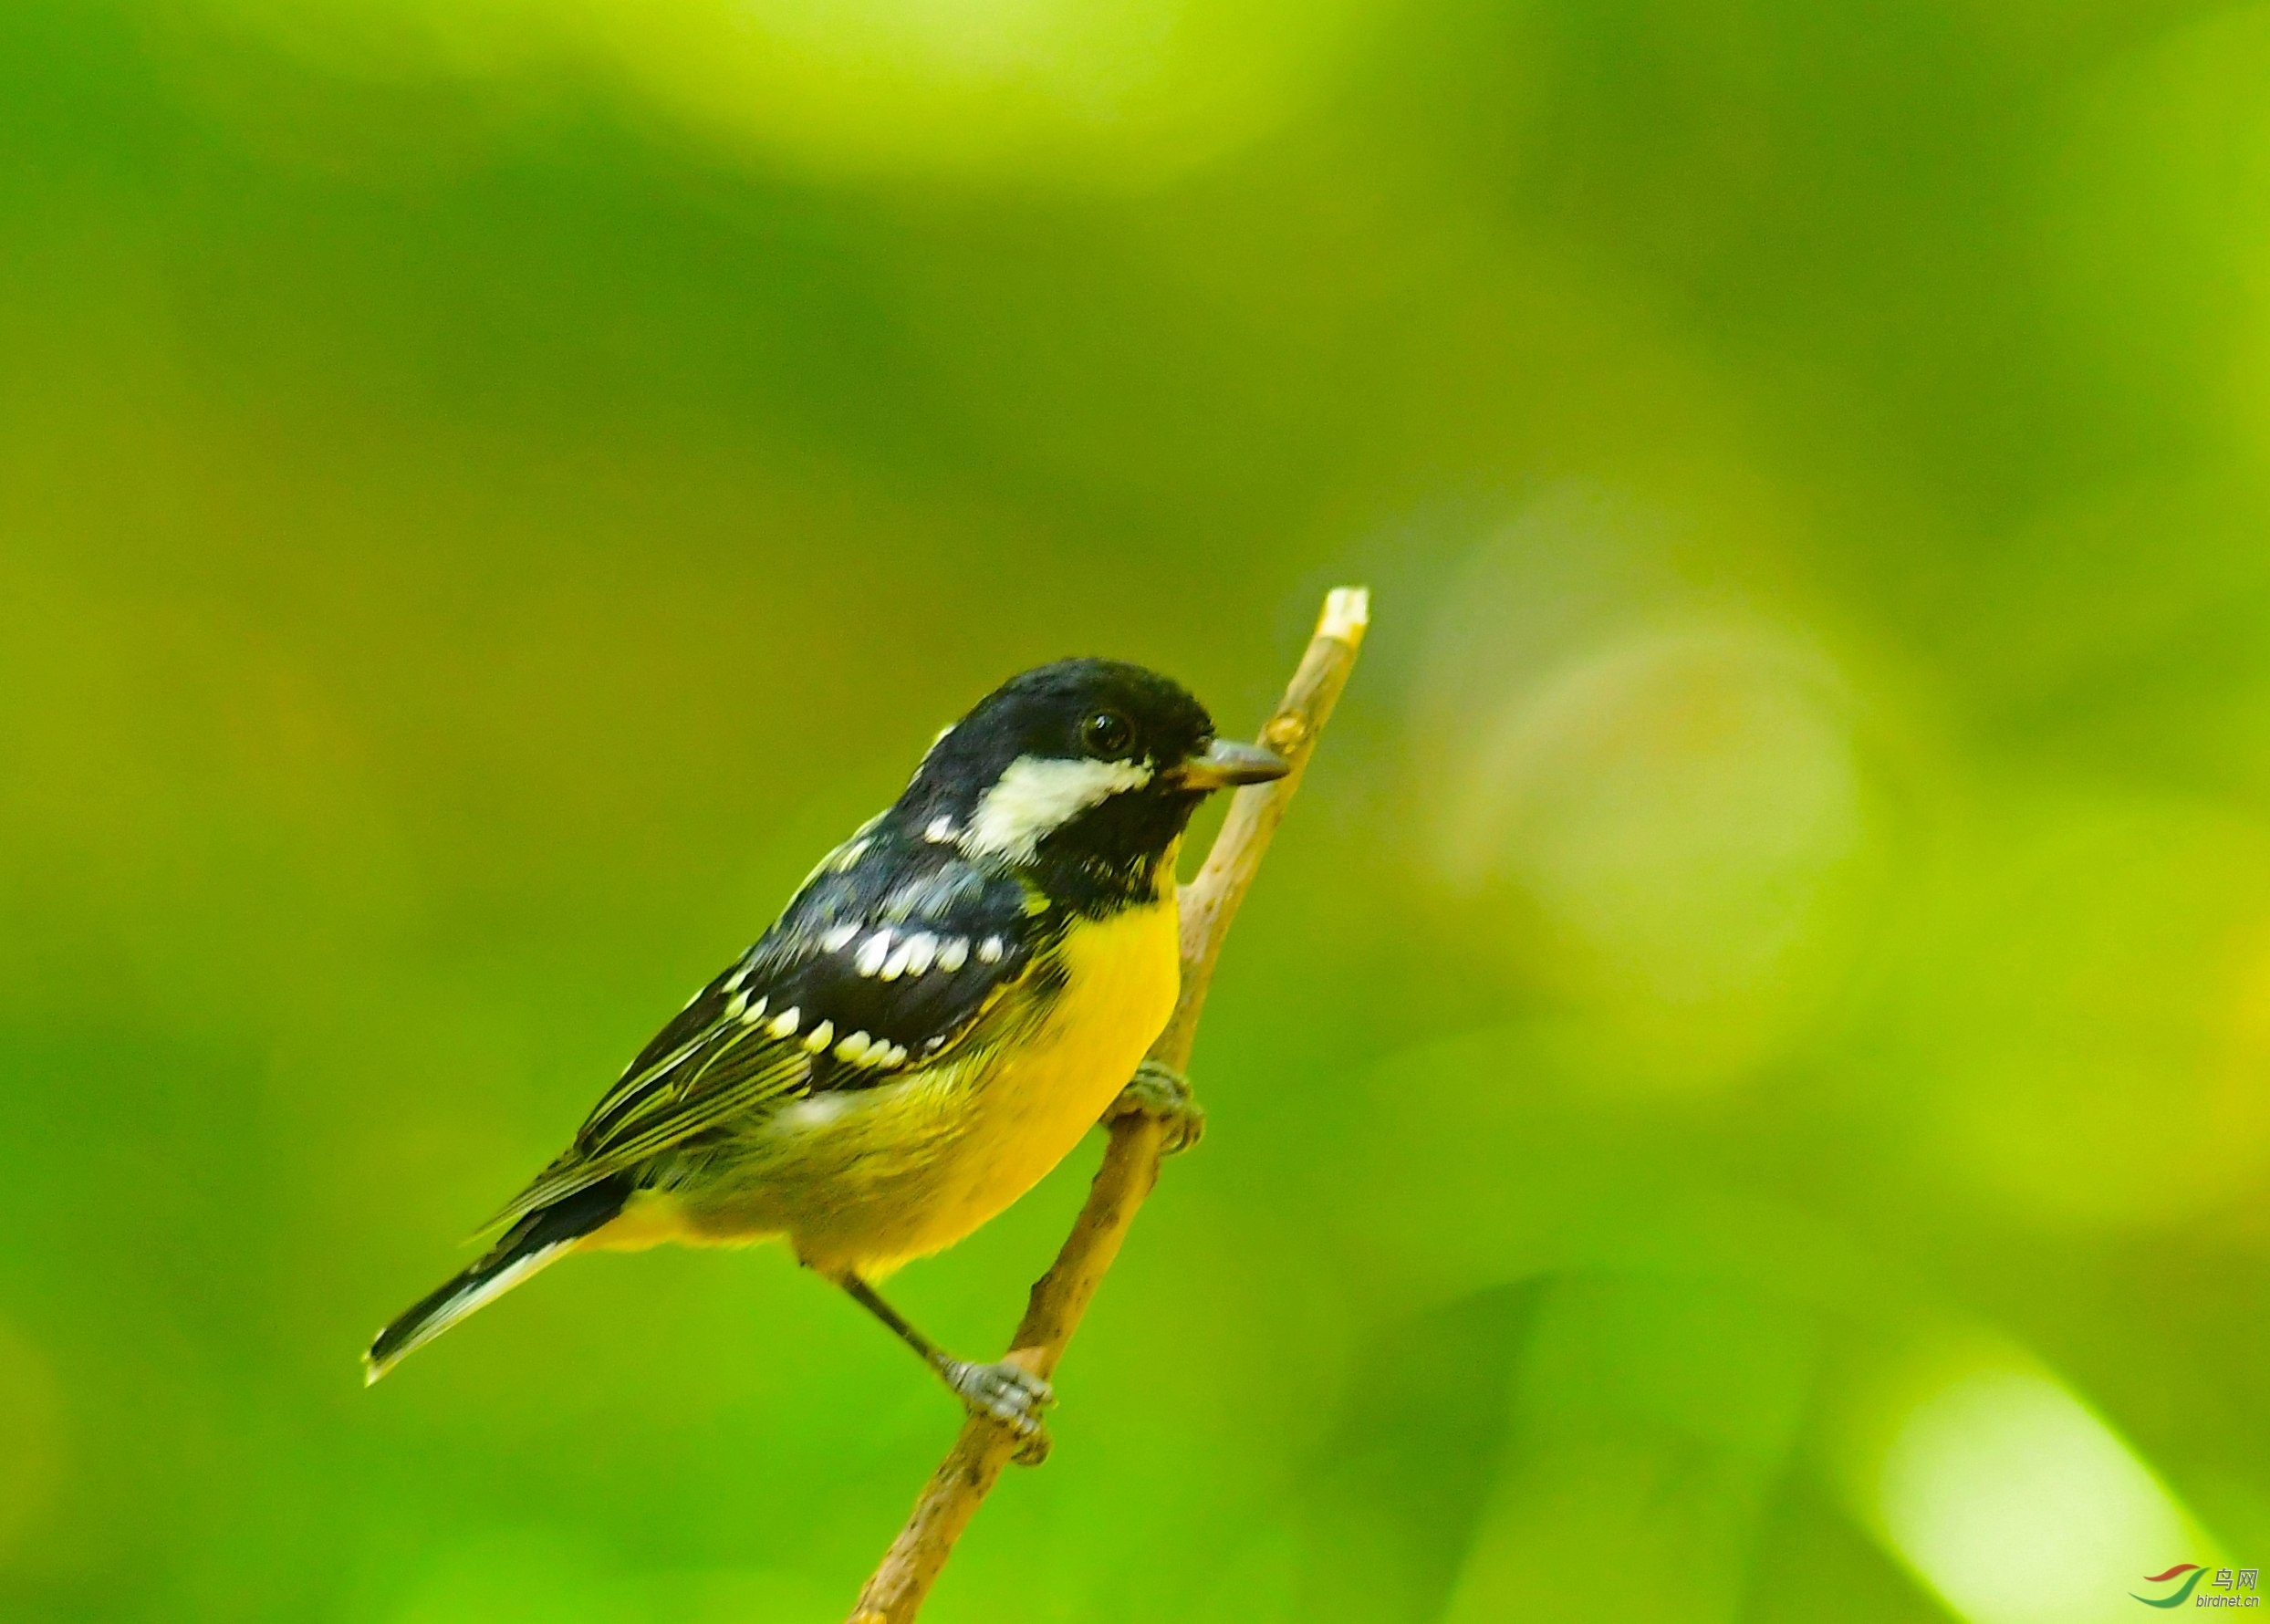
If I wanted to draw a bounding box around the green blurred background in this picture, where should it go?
[5,0,2270,1619]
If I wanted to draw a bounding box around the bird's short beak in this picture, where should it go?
[1173,737,1290,791]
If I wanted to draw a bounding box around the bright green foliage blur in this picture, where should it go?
[5,1,2270,1620]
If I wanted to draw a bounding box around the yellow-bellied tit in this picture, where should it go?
[363,659,1286,1436]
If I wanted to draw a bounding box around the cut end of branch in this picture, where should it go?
[1318,586,1370,647]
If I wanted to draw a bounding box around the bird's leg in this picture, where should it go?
[836,1274,1054,1449]
[1105,1059,1206,1154]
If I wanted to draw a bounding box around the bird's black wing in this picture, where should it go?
[483,828,1042,1230]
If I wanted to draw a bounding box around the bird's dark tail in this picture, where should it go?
[363,1173,632,1384]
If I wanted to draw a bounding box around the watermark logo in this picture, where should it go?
[2132,1565,2260,1608]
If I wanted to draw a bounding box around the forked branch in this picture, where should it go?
[847,587,1370,1623]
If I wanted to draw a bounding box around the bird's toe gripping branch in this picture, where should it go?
[942,1357,1053,1431]
[942,1358,1055,1463]
[1105,1059,1207,1155]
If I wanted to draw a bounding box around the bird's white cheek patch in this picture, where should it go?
[961,755,1153,862]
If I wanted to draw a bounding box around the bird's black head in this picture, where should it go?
[896,659,1286,908]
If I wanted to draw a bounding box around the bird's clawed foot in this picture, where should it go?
[1106,1059,1206,1154]
[942,1357,1054,1462]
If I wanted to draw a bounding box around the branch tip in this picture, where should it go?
[1318,585,1370,645]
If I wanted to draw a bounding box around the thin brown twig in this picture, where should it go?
[846,587,1371,1624]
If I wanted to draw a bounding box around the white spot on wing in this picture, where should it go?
[820,922,858,953]
[924,816,956,843]
[724,990,748,1020]
[855,932,891,976]
[880,941,913,980]
[802,1019,835,1053]
[978,936,1005,963]
[741,995,768,1025]
[782,1094,849,1130]
[937,936,969,973]
[905,932,938,974]
[960,755,1153,862]
[835,1030,873,1063]
[768,1007,800,1038]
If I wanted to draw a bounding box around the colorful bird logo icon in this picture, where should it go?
[2133,1565,2209,1608]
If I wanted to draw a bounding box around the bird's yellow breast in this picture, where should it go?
[916,896,1182,1248]
[606,892,1183,1275]
[765,892,1180,1275]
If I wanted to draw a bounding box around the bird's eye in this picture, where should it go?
[1079,711,1133,760]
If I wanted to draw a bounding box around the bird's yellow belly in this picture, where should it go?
[901,900,1180,1262]
[729,895,1180,1275]
[607,897,1182,1275]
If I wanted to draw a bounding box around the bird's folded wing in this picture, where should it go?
[479,839,1043,1233]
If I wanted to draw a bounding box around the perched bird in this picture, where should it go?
[364,659,1286,1435]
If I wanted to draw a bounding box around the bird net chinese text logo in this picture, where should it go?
[2133,1566,2261,1608]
